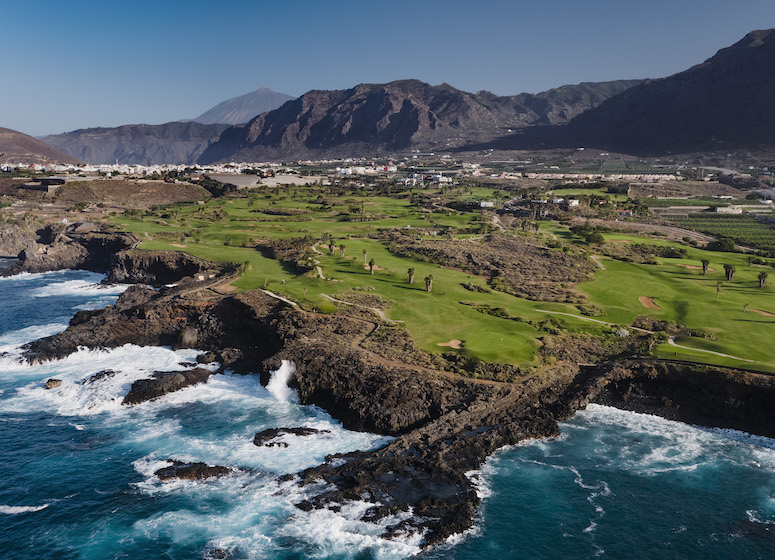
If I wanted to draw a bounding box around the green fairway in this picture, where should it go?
[111,189,775,372]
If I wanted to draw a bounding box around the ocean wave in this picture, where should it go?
[0,322,69,352]
[31,278,128,298]
[0,504,49,514]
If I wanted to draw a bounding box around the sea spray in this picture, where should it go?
[267,360,298,403]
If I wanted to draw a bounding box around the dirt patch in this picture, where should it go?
[437,339,463,349]
[211,280,238,294]
[676,263,716,272]
[638,296,661,309]
[749,308,775,318]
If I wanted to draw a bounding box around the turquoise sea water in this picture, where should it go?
[1,270,774,559]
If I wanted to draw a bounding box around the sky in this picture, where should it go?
[2,0,774,136]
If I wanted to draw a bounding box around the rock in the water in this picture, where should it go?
[122,368,213,405]
[44,378,62,389]
[253,427,330,447]
[196,351,218,364]
[154,460,233,481]
[81,370,118,385]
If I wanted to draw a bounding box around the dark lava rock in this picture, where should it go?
[81,370,118,385]
[122,368,213,405]
[154,460,233,481]
[196,352,218,364]
[253,427,330,447]
[44,378,62,389]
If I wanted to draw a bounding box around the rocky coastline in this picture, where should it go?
[8,231,775,548]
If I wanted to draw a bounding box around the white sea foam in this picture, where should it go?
[266,360,298,403]
[0,344,204,415]
[31,278,127,298]
[0,322,68,353]
[0,504,49,514]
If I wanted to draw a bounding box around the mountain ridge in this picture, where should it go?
[198,78,643,163]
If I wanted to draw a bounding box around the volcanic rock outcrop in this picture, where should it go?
[19,277,775,547]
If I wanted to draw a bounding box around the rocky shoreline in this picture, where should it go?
[8,231,775,548]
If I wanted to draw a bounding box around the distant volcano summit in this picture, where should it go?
[191,87,295,125]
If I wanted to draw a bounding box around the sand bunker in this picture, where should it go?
[676,263,715,272]
[437,339,463,349]
[170,243,188,248]
[639,296,661,309]
[363,263,385,271]
[749,308,775,318]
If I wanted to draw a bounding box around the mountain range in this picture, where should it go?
[40,87,294,165]
[41,122,231,166]
[197,79,642,163]
[12,29,775,165]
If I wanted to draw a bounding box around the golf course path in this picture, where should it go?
[322,294,398,323]
[591,255,607,270]
[536,310,756,362]
[667,336,756,363]
[261,289,299,308]
[535,309,652,334]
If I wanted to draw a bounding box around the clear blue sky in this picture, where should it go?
[2,0,774,136]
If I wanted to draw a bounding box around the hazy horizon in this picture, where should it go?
[4,0,775,137]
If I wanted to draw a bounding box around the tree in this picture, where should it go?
[339,244,346,258]
[759,271,768,288]
[363,248,368,264]
[701,259,710,275]
[424,274,433,292]
[716,281,723,303]
[369,258,375,274]
[723,264,736,281]
[408,267,416,284]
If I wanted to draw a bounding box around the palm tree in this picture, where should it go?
[716,281,723,303]
[723,264,736,281]
[369,258,375,274]
[701,259,710,275]
[408,267,416,284]
[339,244,346,258]
[759,271,768,288]
[424,274,433,292]
[328,242,335,255]
[363,249,368,264]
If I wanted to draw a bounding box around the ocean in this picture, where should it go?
[1,270,774,559]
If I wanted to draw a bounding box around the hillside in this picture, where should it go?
[197,79,642,163]
[0,127,82,165]
[547,29,775,153]
[41,122,230,165]
[191,86,295,125]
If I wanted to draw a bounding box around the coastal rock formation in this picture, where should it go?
[154,460,234,481]
[122,368,214,405]
[17,267,775,548]
[253,427,330,447]
[1,226,137,277]
[106,249,221,285]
